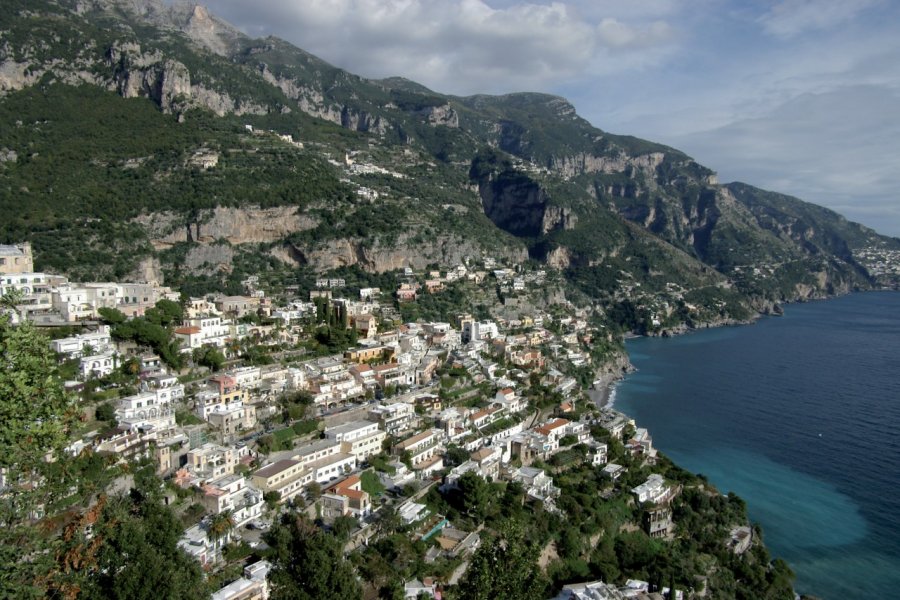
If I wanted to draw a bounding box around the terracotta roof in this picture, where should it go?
[203,484,226,497]
[470,447,495,462]
[328,474,362,494]
[174,326,201,335]
[536,418,569,436]
[470,408,492,422]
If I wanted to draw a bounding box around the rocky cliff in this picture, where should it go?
[2,0,897,316]
[135,207,319,249]
[289,233,527,273]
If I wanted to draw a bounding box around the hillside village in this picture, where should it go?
[2,2,897,597]
[0,240,792,600]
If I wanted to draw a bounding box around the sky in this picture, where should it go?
[198,0,900,238]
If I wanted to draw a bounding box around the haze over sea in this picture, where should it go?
[613,291,900,599]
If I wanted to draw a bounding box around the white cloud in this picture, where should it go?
[757,0,883,38]
[596,18,673,48]
[195,0,900,236]
[201,0,680,94]
[670,86,900,237]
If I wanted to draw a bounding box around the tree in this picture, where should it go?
[1,288,24,321]
[50,490,208,600]
[0,314,76,598]
[95,401,117,426]
[455,471,491,521]
[307,482,322,502]
[0,316,74,482]
[207,510,236,548]
[145,299,183,327]
[193,345,225,372]
[443,444,470,468]
[332,515,358,541]
[264,491,282,510]
[457,520,548,600]
[374,505,402,537]
[97,306,126,325]
[265,516,362,600]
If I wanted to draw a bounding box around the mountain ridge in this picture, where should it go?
[1,0,898,328]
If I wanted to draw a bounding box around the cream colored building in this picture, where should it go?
[325,420,386,460]
[251,459,311,504]
[0,243,33,274]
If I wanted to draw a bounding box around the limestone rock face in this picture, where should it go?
[0,60,41,92]
[341,107,387,134]
[478,177,549,238]
[292,234,526,273]
[550,151,665,178]
[542,206,578,234]
[108,44,189,111]
[184,243,235,274]
[128,257,165,284]
[191,85,267,117]
[182,5,230,56]
[418,104,459,128]
[546,246,572,269]
[135,206,318,249]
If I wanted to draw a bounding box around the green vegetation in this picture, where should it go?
[110,299,185,369]
[360,470,386,496]
[52,475,208,600]
[1,0,892,313]
[0,83,350,280]
[266,516,362,599]
[1,309,204,597]
[457,520,548,600]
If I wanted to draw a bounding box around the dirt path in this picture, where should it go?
[538,540,558,570]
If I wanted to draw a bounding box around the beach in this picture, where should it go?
[588,378,617,409]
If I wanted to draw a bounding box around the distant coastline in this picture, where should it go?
[611,291,900,598]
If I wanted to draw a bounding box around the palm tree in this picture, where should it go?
[207,510,235,550]
[0,288,24,322]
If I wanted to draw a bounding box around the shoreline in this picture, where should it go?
[603,294,900,600]
[588,377,620,409]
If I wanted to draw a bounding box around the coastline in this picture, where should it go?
[604,290,893,597]
[588,376,621,409]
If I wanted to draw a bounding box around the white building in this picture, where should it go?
[368,402,416,436]
[51,283,118,322]
[0,271,58,318]
[115,382,184,434]
[631,474,671,505]
[51,325,113,358]
[175,315,231,352]
[80,351,117,379]
[200,474,264,528]
[325,420,386,461]
[461,320,499,343]
[210,561,271,600]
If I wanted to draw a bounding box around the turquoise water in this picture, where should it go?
[613,292,900,599]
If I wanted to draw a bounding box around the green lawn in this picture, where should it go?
[360,470,385,496]
[273,427,296,444]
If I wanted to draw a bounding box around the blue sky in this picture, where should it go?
[200,0,900,237]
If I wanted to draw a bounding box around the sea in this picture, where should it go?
[611,291,900,599]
